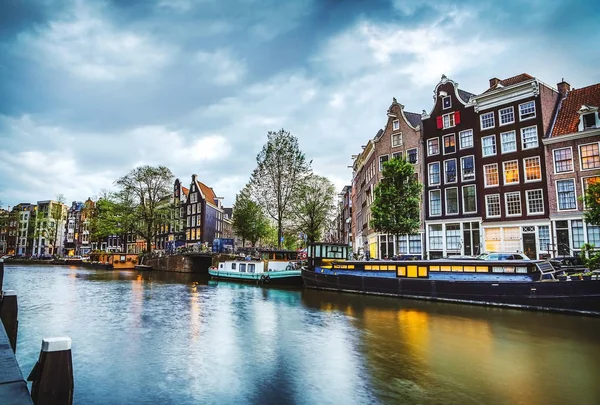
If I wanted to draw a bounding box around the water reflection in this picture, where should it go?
[3,265,600,405]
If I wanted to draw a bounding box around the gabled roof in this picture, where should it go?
[182,186,189,196]
[197,181,217,204]
[551,83,600,137]
[404,111,422,128]
[458,89,475,103]
[485,73,534,93]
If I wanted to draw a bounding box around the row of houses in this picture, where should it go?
[0,174,236,256]
[335,73,600,260]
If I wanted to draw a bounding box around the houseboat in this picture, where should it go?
[301,242,600,316]
[209,251,303,286]
[84,253,140,270]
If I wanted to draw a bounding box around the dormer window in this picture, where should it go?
[577,105,599,131]
[584,113,597,129]
[442,96,452,110]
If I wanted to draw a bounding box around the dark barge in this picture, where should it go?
[302,243,600,316]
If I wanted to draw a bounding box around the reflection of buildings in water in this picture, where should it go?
[189,283,201,343]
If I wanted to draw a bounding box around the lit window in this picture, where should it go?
[463,185,477,213]
[580,143,600,169]
[443,134,456,154]
[461,156,475,181]
[524,156,541,182]
[499,107,515,125]
[503,160,520,185]
[500,131,517,153]
[553,148,573,173]
[444,159,457,183]
[557,179,576,210]
[392,119,400,131]
[480,112,495,130]
[392,133,402,147]
[521,126,538,149]
[430,190,441,216]
[505,192,522,216]
[459,129,473,149]
[519,101,536,120]
[428,162,440,185]
[446,188,459,215]
[485,194,501,217]
[428,138,440,156]
[526,189,544,214]
[482,135,496,157]
[484,164,499,187]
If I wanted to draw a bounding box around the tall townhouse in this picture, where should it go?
[0,208,8,254]
[423,75,479,258]
[339,185,352,247]
[472,74,559,259]
[351,137,377,258]
[183,174,224,247]
[544,81,600,256]
[78,198,94,256]
[33,200,67,256]
[64,201,84,256]
[13,203,34,256]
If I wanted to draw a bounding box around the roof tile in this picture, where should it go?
[552,83,600,137]
[484,73,534,93]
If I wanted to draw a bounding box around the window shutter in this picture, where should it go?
[455,111,461,125]
[436,116,443,129]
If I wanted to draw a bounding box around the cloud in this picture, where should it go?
[195,49,247,85]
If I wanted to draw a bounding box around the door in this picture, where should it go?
[556,229,570,256]
[523,233,537,259]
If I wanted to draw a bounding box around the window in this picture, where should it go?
[444,159,457,183]
[398,237,407,254]
[519,101,536,120]
[572,220,584,249]
[557,179,576,210]
[499,107,515,125]
[482,135,496,157]
[442,96,452,109]
[459,129,473,149]
[500,131,517,153]
[583,113,597,129]
[588,225,600,246]
[409,235,422,254]
[446,188,459,215]
[407,149,418,164]
[461,156,475,181]
[379,155,389,171]
[428,224,443,250]
[480,112,495,129]
[239,263,246,272]
[428,138,440,156]
[463,185,477,213]
[505,192,522,216]
[443,112,455,129]
[248,264,255,273]
[443,134,456,154]
[580,143,600,169]
[539,225,550,252]
[521,126,538,149]
[553,148,573,173]
[524,156,541,182]
[428,162,440,185]
[392,152,403,160]
[526,189,544,214]
[392,133,402,147]
[430,190,441,216]
[484,164,499,187]
[503,160,520,185]
[486,194,501,217]
[444,224,460,251]
[392,119,400,131]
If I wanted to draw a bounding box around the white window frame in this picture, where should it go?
[521,125,539,149]
[391,132,403,147]
[519,101,536,121]
[379,154,389,171]
[443,113,455,129]
[526,189,544,215]
[500,130,517,154]
[462,185,477,214]
[485,194,501,218]
[427,138,440,156]
[444,158,457,184]
[459,129,473,149]
[460,155,475,182]
[480,111,495,130]
[505,191,522,217]
[482,135,496,157]
[442,96,452,110]
[579,142,600,171]
[392,151,403,160]
[484,163,499,187]
[428,162,441,186]
[443,133,456,155]
[429,190,442,217]
[523,156,542,183]
[503,160,520,185]
[556,179,577,211]
[553,147,574,174]
[445,187,459,215]
[392,119,400,131]
[499,106,515,126]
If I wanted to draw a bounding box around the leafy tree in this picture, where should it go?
[114,165,174,253]
[249,129,312,248]
[583,182,600,226]
[232,187,270,248]
[88,192,133,247]
[289,174,336,245]
[370,158,422,251]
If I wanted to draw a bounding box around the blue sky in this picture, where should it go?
[1,0,599,208]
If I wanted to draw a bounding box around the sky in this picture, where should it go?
[1,0,599,209]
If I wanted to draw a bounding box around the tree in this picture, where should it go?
[114,165,174,253]
[88,192,133,247]
[583,182,600,226]
[370,158,422,253]
[289,174,336,245]
[249,129,312,248]
[232,187,270,248]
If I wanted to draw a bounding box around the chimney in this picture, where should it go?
[489,77,501,88]
[557,79,571,97]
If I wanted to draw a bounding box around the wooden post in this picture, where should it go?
[0,290,18,353]
[28,337,74,405]
[0,259,4,291]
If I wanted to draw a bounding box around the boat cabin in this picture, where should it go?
[218,260,266,274]
[259,249,300,261]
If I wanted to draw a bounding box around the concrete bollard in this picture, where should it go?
[0,290,18,353]
[28,337,74,405]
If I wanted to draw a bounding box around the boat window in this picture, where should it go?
[261,253,269,260]
[275,253,284,260]
[231,263,236,270]
[315,245,321,257]
[239,263,246,273]
[248,264,255,273]
[308,246,313,258]
[120,255,126,261]
[219,263,224,269]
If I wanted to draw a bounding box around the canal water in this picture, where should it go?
[3,264,600,405]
